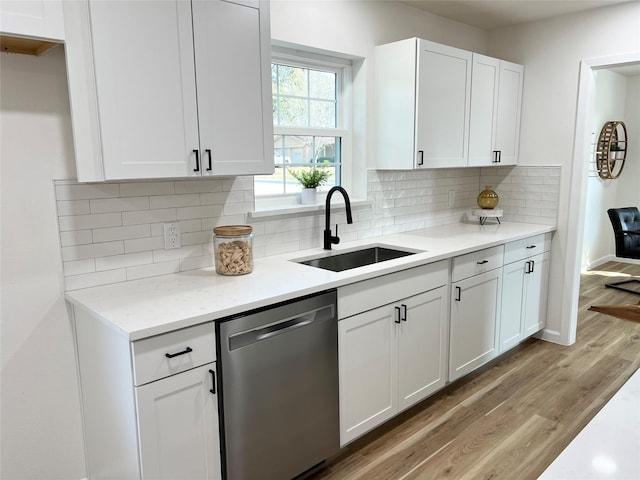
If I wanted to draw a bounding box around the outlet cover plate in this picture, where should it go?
[163,223,181,249]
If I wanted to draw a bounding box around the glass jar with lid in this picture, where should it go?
[212,225,253,275]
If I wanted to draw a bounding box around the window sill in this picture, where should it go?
[248,199,371,220]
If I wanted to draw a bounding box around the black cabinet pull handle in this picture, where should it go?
[526,245,537,249]
[165,346,192,358]
[209,369,216,395]
[417,150,424,166]
[205,149,212,171]
[476,259,489,265]
[525,261,531,274]
[401,304,408,322]
[493,150,499,163]
[394,306,401,324]
[193,149,200,172]
[498,150,502,163]
[530,260,535,273]
[455,286,461,301]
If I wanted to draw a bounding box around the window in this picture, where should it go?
[255,49,349,200]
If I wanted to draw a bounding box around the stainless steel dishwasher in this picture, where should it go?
[217,290,339,480]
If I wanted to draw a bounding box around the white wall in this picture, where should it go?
[617,75,640,208]
[0,47,85,479]
[582,70,628,269]
[487,1,640,344]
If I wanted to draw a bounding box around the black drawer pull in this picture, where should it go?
[476,259,489,265]
[454,286,462,301]
[193,149,200,172]
[209,369,216,395]
[526,245,537,249]
[205,149,212,171]
[165,346,193,358]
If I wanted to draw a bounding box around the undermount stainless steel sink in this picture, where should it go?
[296,246,419,272]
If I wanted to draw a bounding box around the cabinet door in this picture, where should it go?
[499,260,526,353]
[468,54,499,167]
[415,40,472,168]
[193,0,273,176]
[450,269,502,381]
[523,252,550,337]
[397,286,448,411]
[136,363,221,480]
[88,0,200,179]
[495,61,523,165]
[0,0,64,40]
[339,306,397,445]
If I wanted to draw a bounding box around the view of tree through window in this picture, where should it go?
[255,61,343,196]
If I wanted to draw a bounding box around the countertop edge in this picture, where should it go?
[66,222,556,341]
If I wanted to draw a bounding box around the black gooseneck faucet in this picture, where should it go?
[324,186,353,250]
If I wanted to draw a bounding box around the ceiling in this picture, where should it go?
[401,0,635,30]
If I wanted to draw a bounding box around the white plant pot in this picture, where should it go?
[300,188,317,205]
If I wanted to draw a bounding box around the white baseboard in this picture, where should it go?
[586,255,640,270]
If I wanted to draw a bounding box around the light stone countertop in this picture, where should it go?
[66,221,555,341]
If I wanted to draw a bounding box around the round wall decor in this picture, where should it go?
[596,121,627,179]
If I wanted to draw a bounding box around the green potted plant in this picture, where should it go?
[288,167,331,204]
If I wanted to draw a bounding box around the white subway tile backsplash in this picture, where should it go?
[124,236,165,254]
[62,241,124,262]
[152,244,204,262]
[90,196,150,214]
[57,200,90,216]
[119,182,175,197]
[59,212,122,231]
[177,205,223,221]
[60,230,93,247]
[55,166,560,290]
[175,179,224,194]
[123,208,176,225]
[126,260,179,281]
[55,183,120,201]
[95,252,153,271]
[65,269,127,290]
[149,194,200,209]
[93,224,151,243]
[63,259,96,276]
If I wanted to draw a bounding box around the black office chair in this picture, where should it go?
[606,207,640,294]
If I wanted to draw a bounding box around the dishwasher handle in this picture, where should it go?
[228,304,334,351]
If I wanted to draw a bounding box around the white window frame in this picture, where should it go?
[255,45,352,210]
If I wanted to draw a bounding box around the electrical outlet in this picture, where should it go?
[448,190,456,207]
[163,223,181,249]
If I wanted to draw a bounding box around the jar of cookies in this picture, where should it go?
[212,225,254,276]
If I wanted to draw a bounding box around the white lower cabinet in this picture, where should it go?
[499,234,552,353]
[136,363,221,480]
[73,307,221,480]
[449,246,504,382]
[337,262,449,446]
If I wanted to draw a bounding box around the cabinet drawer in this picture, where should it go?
[452,245,504,282]
[338,260,449,319]
[131,322,215,386]
[503,233,551,264]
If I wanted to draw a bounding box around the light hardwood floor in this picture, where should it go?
[311,261,640,480]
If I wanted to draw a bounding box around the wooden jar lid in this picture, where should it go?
[213,225,253,236]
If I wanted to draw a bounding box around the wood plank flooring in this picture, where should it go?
[310,261,640,480]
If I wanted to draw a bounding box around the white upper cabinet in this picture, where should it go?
[375,38,523,170]
[0,0,64,40]
[375,38,471,169]
[468,54,523,166]
[64,0,273,182]
[0,0,64,55]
